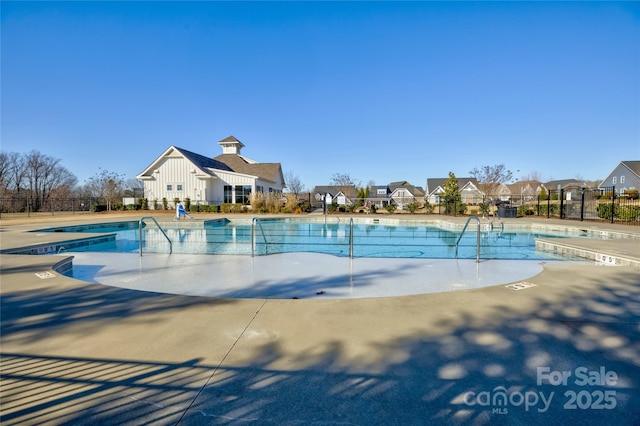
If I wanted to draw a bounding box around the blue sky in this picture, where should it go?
[2,1,639,191]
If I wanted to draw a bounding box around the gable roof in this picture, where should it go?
[621,161,640,177]
[388,181,425,197]
[426,177,478,195]
[176,147,234,174]
[137,146,234,179]
[312,185,357,199]
[213,154,282,183]
[543,179,583,189]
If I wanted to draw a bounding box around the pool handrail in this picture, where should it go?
[251,217,269,257]
[455,216,481,263]
[139,216,172,256]
[349,217,354,258]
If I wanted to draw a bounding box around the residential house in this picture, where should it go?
[426,178,482,205]
[599,161,640,196]
[388,181,425,210]
[311,185,358,208]
[137,136,285,208]
[507,180,543,203]
[368,185,391,209]
[541,179,586,194]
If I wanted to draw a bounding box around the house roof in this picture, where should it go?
[175,147,233,174]
[219,135,244,144]
[507,180,542,192]
[388,181,425,197]
[137,146,234,179]
[214,154,282,183]
[543,179,583,189]
[137,143,284,185]
[621,161,640,177]
[426,177,478,195]
[312,185,357,199]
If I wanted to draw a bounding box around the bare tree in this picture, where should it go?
[85,168,125,211]
[330,172,361,204]
[124,178,145,198]
[0,152,26,196]
[520,171,543,182]
[469,164,513,202]
[284,171,304,196]
[330,172,360,189]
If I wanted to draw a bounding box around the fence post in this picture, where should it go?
[611,186,615,224]
[580,188,585,221]
[547,192,551,218]
[560,188,565,219]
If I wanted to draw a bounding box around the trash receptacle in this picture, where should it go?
[497,206,517,218]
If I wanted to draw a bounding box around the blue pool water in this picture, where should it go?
[39,219,583,260]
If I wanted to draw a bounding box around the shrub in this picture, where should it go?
[141,198,149,210]
[283,193,298,213]
[619,205,640,221]
[265,192,280,213]
[184,197,191,210]
[162,198,168,210]
[386,204,397,213]
[249,192,265,211]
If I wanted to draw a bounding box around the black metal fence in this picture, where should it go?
[2,187,639,226]
[0,197,126,219]
[479,186,638,226]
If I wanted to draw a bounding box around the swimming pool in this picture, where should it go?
[39,217,585,260]
[38,217,601,299]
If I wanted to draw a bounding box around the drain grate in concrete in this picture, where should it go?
[35,271,56,279]
[505,282,537,291]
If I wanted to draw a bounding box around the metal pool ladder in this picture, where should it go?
[139,216,172,256]
[455,216,481,263]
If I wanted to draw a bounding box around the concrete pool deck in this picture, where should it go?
[1,213,639,425]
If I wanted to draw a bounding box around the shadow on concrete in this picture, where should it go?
[0,283,237,344]
[1,269,639,425]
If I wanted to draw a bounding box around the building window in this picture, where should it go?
[620,176,625,184]
[377,189,386,195]
[167,184,173,191]
[234,185,252,204]
[613,177,617,184]
[177,184,183,191]
[257,185,264,194]
[224,185,233,203]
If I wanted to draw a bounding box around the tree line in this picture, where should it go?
[0,150,142,211]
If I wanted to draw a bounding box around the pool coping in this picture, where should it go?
[2,214,638,264]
